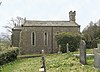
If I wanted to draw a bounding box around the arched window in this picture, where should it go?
[31,32,36,45]
[44,32,48,45]
[32,32,34,45]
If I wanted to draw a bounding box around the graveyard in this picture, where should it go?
[0,1,100,72]
[0,29,100,72]
[0,49,99,72]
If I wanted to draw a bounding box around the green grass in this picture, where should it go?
[0,49,98,72]
[72,49,94,54]
[46,53,95,72]
[86,49,94,54]
[0,58,41,72]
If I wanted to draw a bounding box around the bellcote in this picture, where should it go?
[69,11,76,22]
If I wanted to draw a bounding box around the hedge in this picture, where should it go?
[0,47,19,66]
[55,32,81,52]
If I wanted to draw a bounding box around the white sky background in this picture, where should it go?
[0,0,100,33]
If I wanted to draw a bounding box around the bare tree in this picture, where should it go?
[0,2,2,5]
[3,16,24,46]
[1,33,11,42]
[4,16,24,33]
[0,32,11,48]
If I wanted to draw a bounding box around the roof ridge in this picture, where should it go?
[26,20,70,22]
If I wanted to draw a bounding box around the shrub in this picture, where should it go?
[0,47,19,66]
[85,39,100,48]
[55,32,81,52]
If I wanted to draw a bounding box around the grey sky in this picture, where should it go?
[0,0,100,33]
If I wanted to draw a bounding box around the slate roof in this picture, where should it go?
[22,20,80,27]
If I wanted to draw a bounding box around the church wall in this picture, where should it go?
[20,26,53,54]
[52,26,80,53]
[12,29,21,47]
[20,26,80,54]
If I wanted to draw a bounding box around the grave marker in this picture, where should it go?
[66,43,69,53]
[80,40,86,65]
[94,44,100,68]
[58,45,62,54]
[39,50,46,72]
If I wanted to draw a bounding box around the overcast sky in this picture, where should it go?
[0,0,100,33]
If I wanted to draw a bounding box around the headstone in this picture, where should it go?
[66,43,69,53]
[80,40,86,65]
[97,44,100,50]
[94,44,100,68]
[58,45,62,54]
[39,50,46,72]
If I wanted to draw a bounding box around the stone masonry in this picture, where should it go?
[12,11,80,54]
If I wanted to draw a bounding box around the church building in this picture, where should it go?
[12,11,80,54]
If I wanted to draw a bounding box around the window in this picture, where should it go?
[31,32,36,45]
[44,32,48,45]
[33,32,34,45]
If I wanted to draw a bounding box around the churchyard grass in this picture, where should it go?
[72,49,94,54]
[0,58,41,72]
[0,49,98,72]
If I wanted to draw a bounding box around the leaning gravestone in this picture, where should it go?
[94,44,100,68]
[80,40,86,65]
[39,50,46,72]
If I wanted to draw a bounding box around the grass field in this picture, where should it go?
[0,49,99,72]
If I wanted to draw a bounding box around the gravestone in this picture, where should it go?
[66,43,69,53]
[58,45,62,54]
[94,44,100,68]
[80,40,86,65]
[39,50,46,72]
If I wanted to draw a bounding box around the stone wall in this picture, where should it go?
[12,29,21,47]
[52,26,80,53]
[19,26,80,54]
[20,27,52,54]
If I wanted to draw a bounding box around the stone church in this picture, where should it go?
[12,11,80,54]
